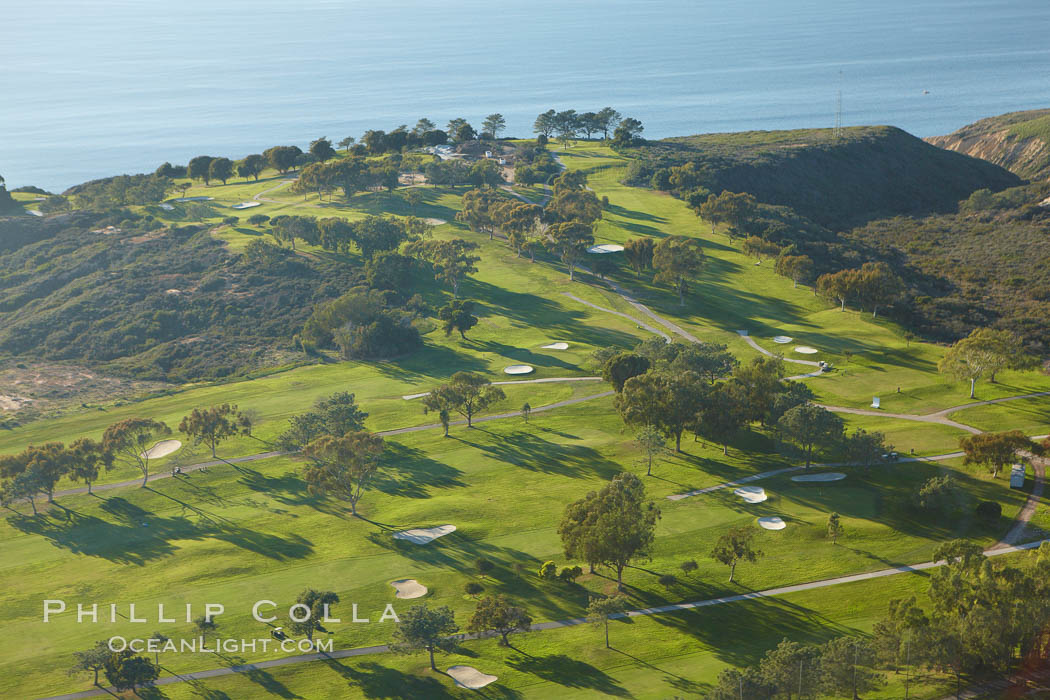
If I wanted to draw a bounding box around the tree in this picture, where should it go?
[286,588,339,647]
[553,109,579,145]
[669,342,738,384]
[817,268,863,312]
[236,153,266,181]
[939,328,1031,398]
[601,352,651,392]
[102,418,172,487]
[350,215,407,260]
[693,381,748,455]
[178,403,248,458]
[68,640,111,686]
[827,512,843,544]
[193,614,216,641]
[774,254,815,288]
[612,117,644,146]
[411,238,481,296]
[467,595,531,646]
[819,636,882,699]
[777,403,844,467]
[402,187,423,215]
[521,402,531,423]
[732,356,785,425]
[547,188,602,224]
[652,235,705,305]
[758,638,821,699]
[558,472,660,589]
[338,136,355,152]
[587,594,629,648]
[533,109,557,138]
[208,157,234,185]
[857,261,905,318]
[438,299,479,339]
[711,525,763,582]
[309,136,336,163]
[482,113,506,140]
[302,431,385,516]
[423,372,505,428]
[595,107,622,140]
[264,145,303,174]
[843,428,891,470]
[635,425,667,476]
[277,392,369,449]
[103,651,159,694]
[187,155,215,184]
[148,632,169,666]
[390,604,459,671]
[67,438,113,495]
[623,237,655,275]
[545,221,594,281]
[960,430,1033,478]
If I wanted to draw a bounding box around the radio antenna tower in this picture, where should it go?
[834,70,843,139]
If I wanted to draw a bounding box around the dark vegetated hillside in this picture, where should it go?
[927,108,1050,181]
[841,182,1050,354]
[0,214,361,381]
[624,126,1021,229]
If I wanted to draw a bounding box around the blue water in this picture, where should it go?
[2,0,1049,191]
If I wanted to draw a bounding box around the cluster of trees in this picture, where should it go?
[869,541,1050,697]
[300,288,423,360]
[1,405,252,511]
[56,173,174,210]
[0,173,18,212]
[532,107,643,147]
[512,144,561,186]
[708,635,882,699]
[597,339,889,467]
[815,261,906,317]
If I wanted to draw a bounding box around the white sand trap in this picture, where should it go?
[503,365,534,375]
[794,346,818,354]
[390,579,428,599]
[773,336,792,344]
[587,243,625,254]
[541,342,569,350]
[734,486,768,503]
[28,209,43,216]
[424,218,447,225]
[758,516,786,530]
[231,201,261,210]
[447,666,497,689]
[158,203,175,210]
[393,525,456,545]
[791,472,847,483]
[140,439,182,460]
[173,196,214,202]
[402,391,431,400]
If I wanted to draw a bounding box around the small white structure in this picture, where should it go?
[485,151,492,158]
[871,397,880,409]
[1010,464,1026,489]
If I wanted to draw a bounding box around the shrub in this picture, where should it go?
[658,574,677,588]
[475,558,495,578]
[975,501,1002,523]
[557,565,582,583]
[912,475,964,514]
[247,214,270,226]
[680,560,698,574]
[464,582,483,598]
[538,561,557,580]
[222,216,238,225]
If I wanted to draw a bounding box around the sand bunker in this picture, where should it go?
[447,666,497,689]
[541,342,569,350]
[773,336,792,344]
[140,439,182,460]
[791,472,847,482]
[587,243,625,254]
[158,203,175,210]
[402,391,431,400]
[758,516,786,530]
[231,201,261,210]
[173,196,214,202]
[503,365,534,375]
[393,525,456,544]
[27,210,43,217]
[794,346,818,354]
[734,486,768,503]
[390,579,428,599]
[424,218,447,226]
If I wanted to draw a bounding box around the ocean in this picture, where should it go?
[2,0,1049,191]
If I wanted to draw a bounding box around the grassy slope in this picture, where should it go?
[3,143,1049,698]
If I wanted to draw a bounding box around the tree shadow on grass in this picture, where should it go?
[320,658,458,699]
[372,442,466,499]
[507,653,629,696]
[9,495,313,564]
[453,429,623,480]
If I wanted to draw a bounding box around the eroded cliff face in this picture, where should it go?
[926,109,1050,181]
